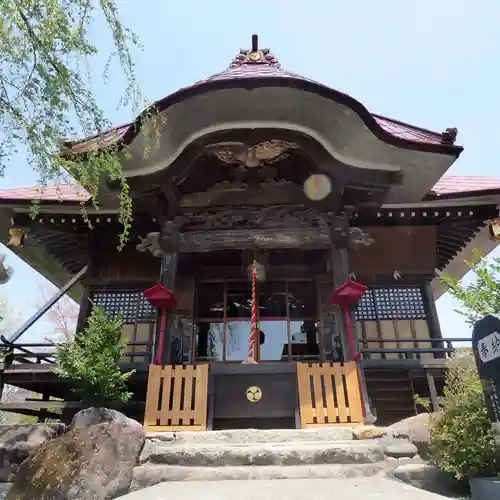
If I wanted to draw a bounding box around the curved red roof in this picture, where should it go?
[62,36,460,156]
[1,176,498,203]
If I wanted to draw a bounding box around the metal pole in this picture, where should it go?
[1,265,88,345]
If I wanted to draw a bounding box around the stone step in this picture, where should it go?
[121,477,453,500]
[140,440,386,467]
[146,427,356,445]
[131,462,394,490]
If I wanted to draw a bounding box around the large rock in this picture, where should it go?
[5,417,145,500]
[70,407,133,431]
[388,413,436,458]
[0,424,66,481]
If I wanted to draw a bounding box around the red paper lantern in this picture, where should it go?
[332,278,367,308]
[144,284,177,366]
[331,277,367,417]
[144,283,177,310]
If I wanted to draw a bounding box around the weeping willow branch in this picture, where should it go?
[0,0,154,246]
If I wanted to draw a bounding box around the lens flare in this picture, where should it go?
[303,174,332,201]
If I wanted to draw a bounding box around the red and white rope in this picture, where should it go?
[248,259,258,361]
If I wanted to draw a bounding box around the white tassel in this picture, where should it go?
[393,270,402,280]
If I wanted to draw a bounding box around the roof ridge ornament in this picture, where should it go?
[229,34,281,69]
[441,127,458,145]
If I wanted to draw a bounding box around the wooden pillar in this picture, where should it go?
[154,252,178,365]
[75,286,91,334]
[76,233,95,335]
[330,217,376,423]
[422,280,445,359]
[330,244,350,361]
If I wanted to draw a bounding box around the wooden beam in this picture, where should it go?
[177,228,331,252]
[180,184,308,209]
[162,184,180,210]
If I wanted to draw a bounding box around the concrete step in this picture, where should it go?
[140,440,386,467]
[131,462,394,490]
[146,428,356,445]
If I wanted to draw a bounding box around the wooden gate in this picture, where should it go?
[144,364,209,432]
[296,362,363,428]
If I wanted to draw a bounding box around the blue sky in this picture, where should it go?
[1,0,500,341]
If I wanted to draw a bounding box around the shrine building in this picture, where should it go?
[1,36,500,429]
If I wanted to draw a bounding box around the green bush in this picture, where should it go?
[55,306,135,404]
[428,352,498,481]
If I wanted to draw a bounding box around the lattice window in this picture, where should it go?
[354,289,377,320]
[354,286,427,321]
[92,290,156,324]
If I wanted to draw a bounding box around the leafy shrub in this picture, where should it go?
[441,249,500,325]
[427,352,498,481]
[55,306,134,404]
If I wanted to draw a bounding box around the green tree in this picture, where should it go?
[441,249,500,324]
[55,306,134,404]
[0,1,150,246]
[427,353,498,481]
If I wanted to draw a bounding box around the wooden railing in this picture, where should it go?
[0,338,472,369]
[360,337,472,360]
[0,341,153,366]
[143,364,209,432]
[296,362,364,428]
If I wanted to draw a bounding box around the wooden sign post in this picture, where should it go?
[472,315,500,445]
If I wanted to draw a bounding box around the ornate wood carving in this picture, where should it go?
[186,206,329,231]
[326,213,374,249]
[136,232,163,258]
[205,140,299,168]
[180,168,308,208]
[136,207,374,256]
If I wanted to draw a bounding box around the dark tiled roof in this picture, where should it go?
[372,115,443,145]
[62,40,458,155]
[0,184,89,202]
[430,176,500,196]
[1,176,499,203]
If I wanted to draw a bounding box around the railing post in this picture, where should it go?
[425,368,440,412]
[445,340,455,358]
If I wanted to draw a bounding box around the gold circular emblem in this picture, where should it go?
[248,51,262,61]
[246,385,262,403]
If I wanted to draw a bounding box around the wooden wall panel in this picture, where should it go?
[349,226,437,277]
[358,319,432,360]
[92,238,160,282]
[120,322,155,364]
[175,277,195,314]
